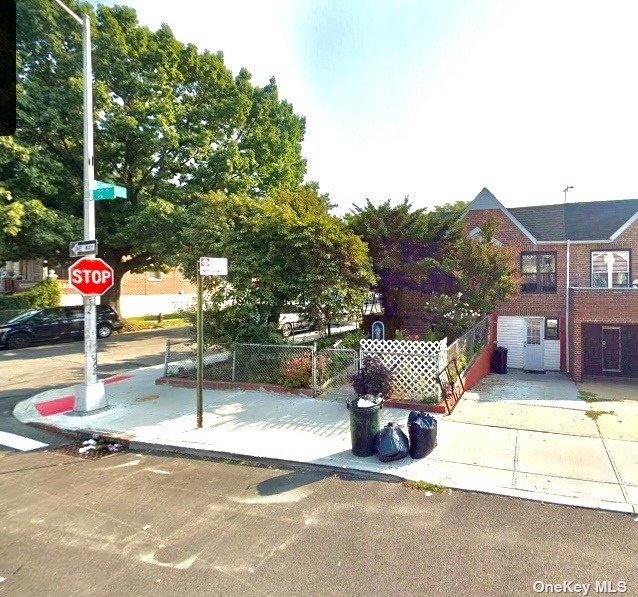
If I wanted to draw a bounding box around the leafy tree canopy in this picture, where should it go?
[2,0,307,307]
[178,188,375,344]
[345,197,462,317]
[346,198,516,336]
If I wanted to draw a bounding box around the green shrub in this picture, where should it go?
[27,278,62,308]
[0,294,32,309]
[0,278,61,310]
[340,329,366,349]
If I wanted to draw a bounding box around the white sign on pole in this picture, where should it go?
[199,257,228,276]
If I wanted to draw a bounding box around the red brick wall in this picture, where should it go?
[463,209,567,318]
[463,314,497,390]
[569,219,638,287]
[120,268,195,296]
[464,208,638,380]
[569,289,638,380]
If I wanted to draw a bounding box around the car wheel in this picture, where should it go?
[7,332,31,350]
[97,323,113,339]
[281,323,293,338]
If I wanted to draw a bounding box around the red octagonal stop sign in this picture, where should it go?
[68,256,115,296]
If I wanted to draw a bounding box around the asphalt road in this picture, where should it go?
[1,326,636,595]
[0,327,189,451]
[0,450,636,596]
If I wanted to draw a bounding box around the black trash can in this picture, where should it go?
[407,411,437,459]
[347,397,383,457]
[491,346,508,374]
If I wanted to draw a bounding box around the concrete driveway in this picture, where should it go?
[446,369,638,512]
[451,370,638,440]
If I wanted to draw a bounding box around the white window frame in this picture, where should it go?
[591,251,630,288]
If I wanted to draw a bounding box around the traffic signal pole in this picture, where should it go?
[55,0,106,412]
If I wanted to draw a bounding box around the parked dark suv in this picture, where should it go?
[0,305,123,349]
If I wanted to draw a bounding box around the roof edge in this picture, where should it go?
[610,210,638,240]
[462,187,538,244]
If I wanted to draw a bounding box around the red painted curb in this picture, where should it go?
[103,374,133,385]
[35,395,75,416]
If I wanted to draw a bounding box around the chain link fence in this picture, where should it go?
[163,339,357,394]
[316,348,358,394]
[445,315,490,371]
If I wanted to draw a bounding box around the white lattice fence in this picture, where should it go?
[359,338,447,401]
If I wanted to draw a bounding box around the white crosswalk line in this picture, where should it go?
[0,431,48,451]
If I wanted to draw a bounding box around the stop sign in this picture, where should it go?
[68,257,115,296]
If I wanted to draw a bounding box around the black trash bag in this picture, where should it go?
[374,422,409,462]
[407,410,437,459]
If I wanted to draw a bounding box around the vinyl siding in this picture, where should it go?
[544,340,561,371]
[497,316,525,369]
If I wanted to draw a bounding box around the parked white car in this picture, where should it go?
[278,311,317,337]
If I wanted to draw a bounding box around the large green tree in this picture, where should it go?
[346,198,516,337]
[178,188,375,344]
[345,198,462,319]
[2,0,306,308]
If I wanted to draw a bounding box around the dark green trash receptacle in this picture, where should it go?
[347,397,383,457]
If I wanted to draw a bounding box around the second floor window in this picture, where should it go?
[591,251,630,288]
[521,252,557,293]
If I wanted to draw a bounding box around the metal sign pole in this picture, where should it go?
[195,257,227,428]
[74,11,105,412]
[196,265,204,428]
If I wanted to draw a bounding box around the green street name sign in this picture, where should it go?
[92,180,128,201]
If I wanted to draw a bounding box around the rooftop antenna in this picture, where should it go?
[563,185,574,203]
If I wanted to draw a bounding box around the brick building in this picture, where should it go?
[1,259,196,318]
[462,188,638,382]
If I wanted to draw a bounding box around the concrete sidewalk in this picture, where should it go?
[13,365,638,515]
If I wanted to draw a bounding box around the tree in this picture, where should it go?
[346,199,517,338]
[3,0,307,309]
[345,198,461,319]
[178,189,375,344]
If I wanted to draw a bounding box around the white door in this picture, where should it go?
[523,318,544,371]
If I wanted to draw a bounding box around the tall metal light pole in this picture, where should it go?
[54,0,106,412]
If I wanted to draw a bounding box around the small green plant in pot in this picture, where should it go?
[350,356,393,398]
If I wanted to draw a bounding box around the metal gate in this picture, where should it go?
[316,348,358,394]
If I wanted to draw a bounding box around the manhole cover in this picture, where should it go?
[53,440,129,460]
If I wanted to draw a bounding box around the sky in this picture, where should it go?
[98,0,638,213]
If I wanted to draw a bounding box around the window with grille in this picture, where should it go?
[591,251,629,288]
[526,320,542,344]
[520,252,557,293]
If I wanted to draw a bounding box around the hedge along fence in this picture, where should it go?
[0,278,62,311]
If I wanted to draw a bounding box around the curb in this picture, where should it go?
[26,421,636,516]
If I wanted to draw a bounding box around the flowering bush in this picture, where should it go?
[394,329,421,341]
[350,356,393,398]
[423,292,484,340]
[279,353,329,388]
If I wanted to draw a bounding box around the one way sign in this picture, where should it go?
[69,239,98,257]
